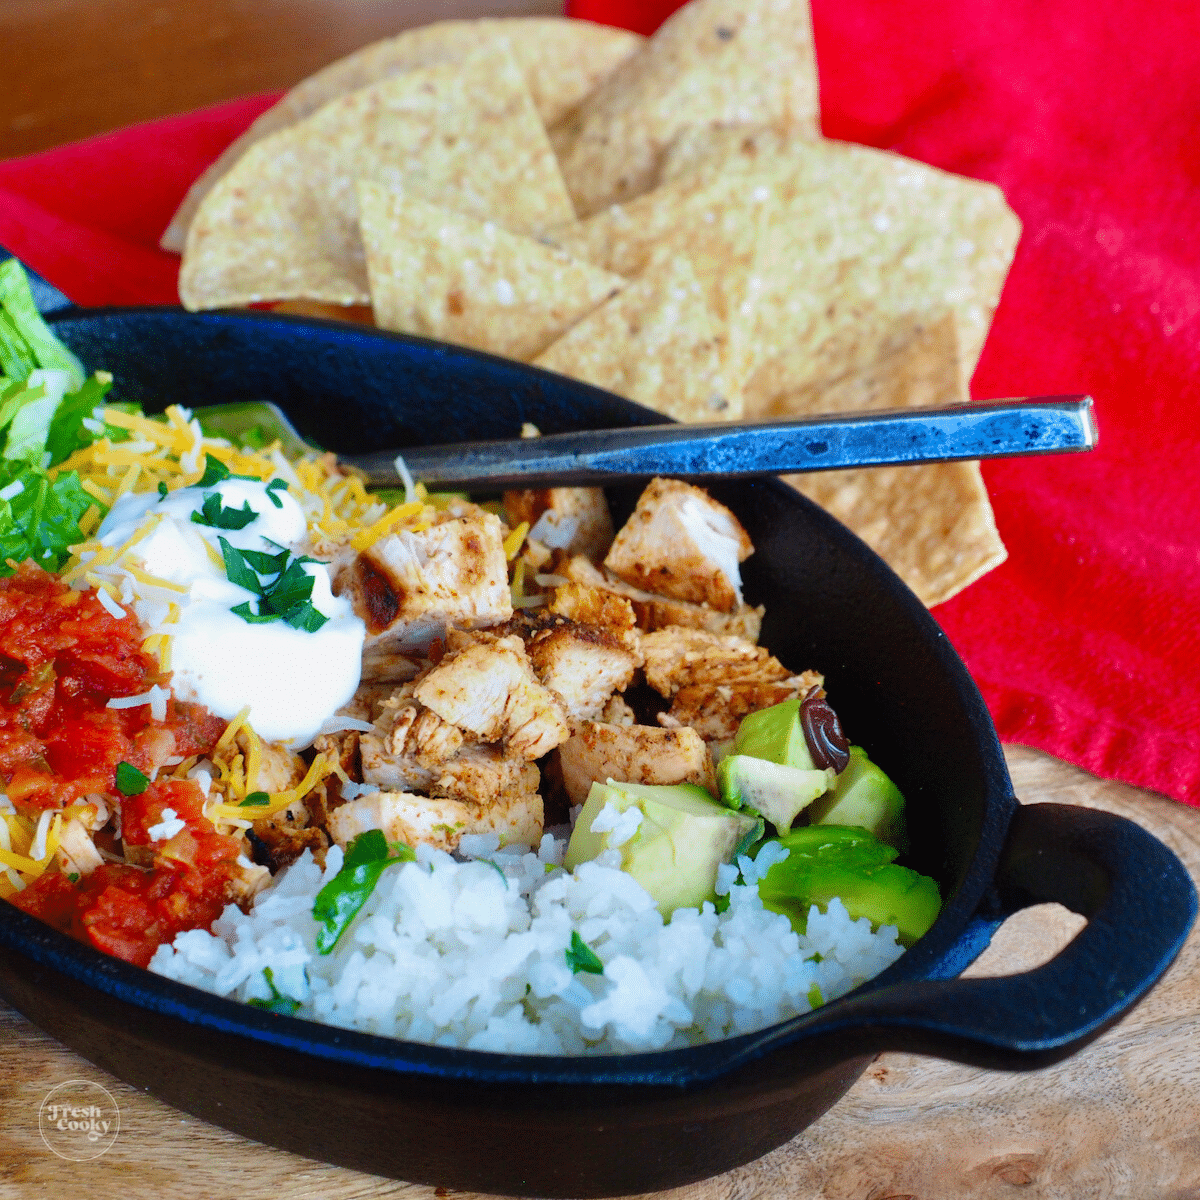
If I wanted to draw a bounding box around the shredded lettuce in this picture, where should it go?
[0,259,84,390]
[0,261,125,575]
[0,461,93,571]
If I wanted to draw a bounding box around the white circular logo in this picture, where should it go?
[39,1080,120,1161]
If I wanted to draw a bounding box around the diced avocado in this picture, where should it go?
[807,745,907,849]
[717,754,835,834]
[732,697,817,770]
[565,780,760,918]
[754,825,941,946]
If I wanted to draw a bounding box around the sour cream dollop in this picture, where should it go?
[97,477,364,746]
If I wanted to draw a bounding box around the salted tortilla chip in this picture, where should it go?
[359,183,625,360]
[658,128,1021,413]
[549,0,819,218]
[179,50,575,311]
[534,252,742,422]
[783,313,1007,607]
[548,168,773,395]
[161,17,642,253]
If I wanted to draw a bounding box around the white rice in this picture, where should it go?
[148,835,905,1054]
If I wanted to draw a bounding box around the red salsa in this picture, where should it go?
[1,563,237,966]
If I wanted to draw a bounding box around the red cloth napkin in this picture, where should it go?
[2,2,1199,804]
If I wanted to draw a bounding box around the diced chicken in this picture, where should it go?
[563,555,763,642]
[248,800,329,872]
[413,633,570,759]
[359,729,434,794]
[231,856,272,901]
[56,818,104,876]
[548,580,638,634]
[604,478,753,612]
[641,626,823,742]
[387,702,465,767]
[599,694,636,726]
[361,716,542,805]
[433,744,541,807]
[327,787,543,853]
[641,627,793,695]
[238,730,305,795]
[504,487,615,561]
[526,623,641,723]
[557,721,717,805]
[661,679,820,742]
[313,729,361,780]
[334,513,512,677]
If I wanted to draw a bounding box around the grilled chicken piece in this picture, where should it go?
[313,729,362,780]
[603,478,753,612]
[56,818,105,876]
[334,513,512,678]
[503,487,615,561]
[563,555,763,642]
[327,786,543,853]
[434,744,541,806]
[526,623,641,723]
[557,721,716,805]
[660,679,820,742]
[413,633,570,759]
[238,730,305,795]
[641,626,823,741]
[387,702,465,767]
[495,588,641,723]
[361,713,542,805]
[548,580,638,633]
[248,800,329,873]
[641,627,793,694]
[599,693,636,726]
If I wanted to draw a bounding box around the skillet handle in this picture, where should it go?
[819,801,1196,1069]
[0,245,75,315]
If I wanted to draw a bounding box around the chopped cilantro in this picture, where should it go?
[220,537,329,632]
[67,872,80,883]
[196,454,231,487]
[312,830,416,953]
[247,966,301,1016]
[565,931,604,976]
[115,761,149,796]
[240,791,270,807]
[157,481,169,498]
[196,455,259,488]
[265,477,289,508]
[807,983,824,1009]
[191,491,257,531]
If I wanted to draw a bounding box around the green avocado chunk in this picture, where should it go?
[754,825,941,947]
[806,745,908,850]
[731,697,816,769]
[717,753,834,834]
[565,780,761,918]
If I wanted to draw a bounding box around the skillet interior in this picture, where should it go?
[0,308,1016,1194]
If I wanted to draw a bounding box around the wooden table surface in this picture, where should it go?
[4,5,1199,1197]
[2,744,1199,1200]
[2,0,560,160]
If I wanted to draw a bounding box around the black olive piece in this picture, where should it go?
[800,686,850,773]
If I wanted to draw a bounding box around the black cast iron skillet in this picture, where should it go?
[0,275,1194,1196]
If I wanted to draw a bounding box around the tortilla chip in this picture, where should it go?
[783,313,1007,607]
[161,18,642,253]
[549,0,819,218]
[548,167,773,394]
[359,183,625,360]
[179,50,575,311]
[658,128,1022,413]
[534,251,742,423]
